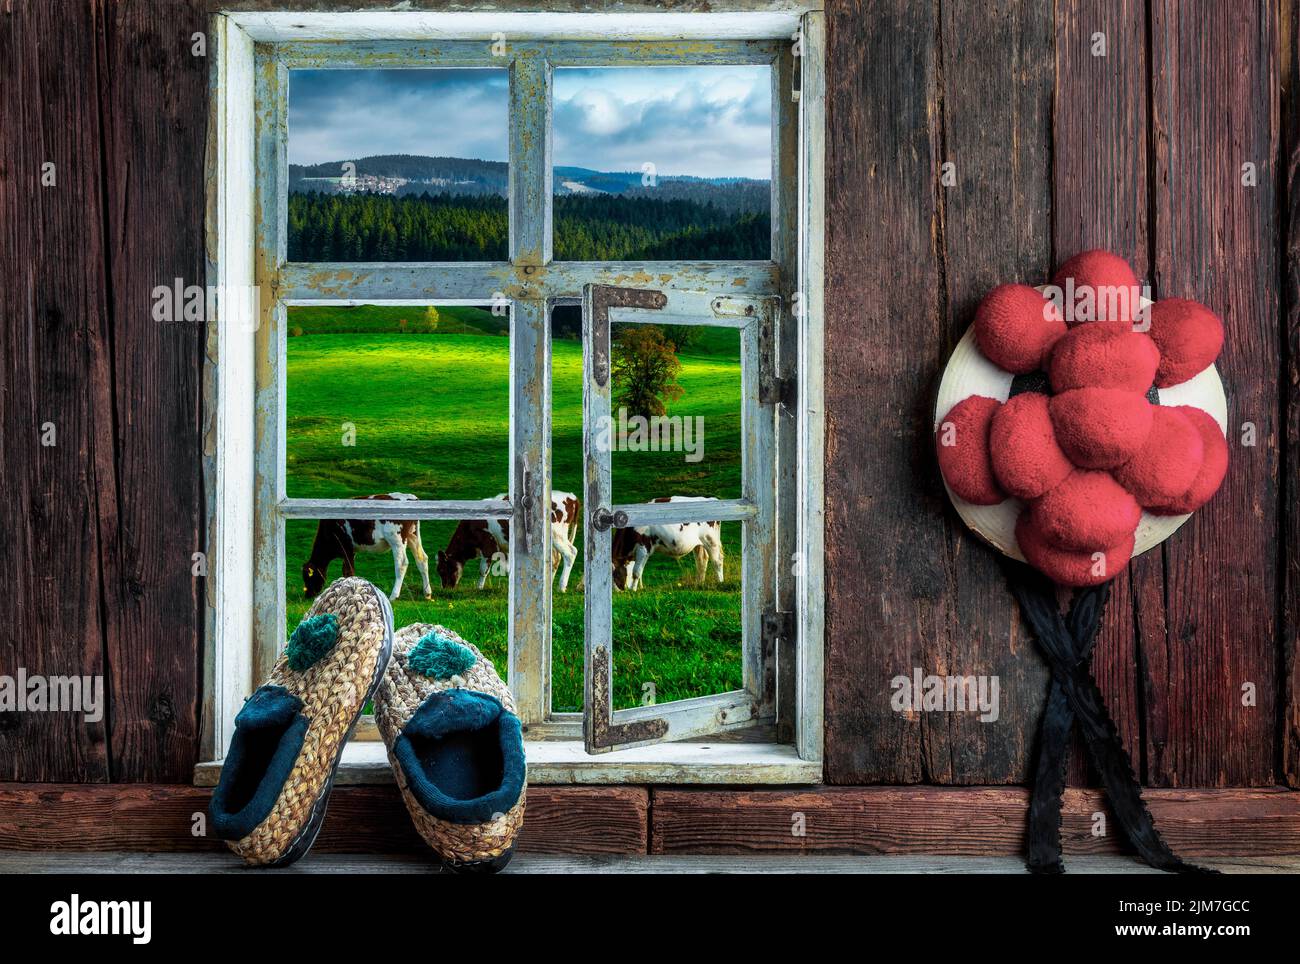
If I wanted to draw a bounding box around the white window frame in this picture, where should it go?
[200,6,824,785]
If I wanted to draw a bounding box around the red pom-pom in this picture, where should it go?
[973,283,1067,374]
[1111,406,1204,508]
[1149,406,1229,515]
[1048,320,1160,394]
[1049,388,1153,469]
[1029,469,1141,551]
[989,393,1073,499]
[936,396,1004,505]
[1051,250,1143,326]
[1016,511,1135,587]
[1147,298,1224,387]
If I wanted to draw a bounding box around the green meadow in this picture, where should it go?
[284,303,743,711]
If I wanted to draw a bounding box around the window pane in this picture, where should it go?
[285,303,510,498]
[550,307,745,712]
[609,518,743,711]
[286,517,509,678]
[550,304,586,711]
[552,66,772,261]
[609,322,743,502]
[287,69,508,262]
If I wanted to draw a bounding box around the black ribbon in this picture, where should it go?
[1004,560,1215,874]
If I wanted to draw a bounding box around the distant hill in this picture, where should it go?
[290,153,768,213]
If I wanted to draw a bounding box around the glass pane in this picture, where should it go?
[285,303,510,500]
[285,516,509,678]
[551,306,746,712]
[287,69,508,262]
[550,303,586,712]
[552,66,772,261]
[609,518,743,710]
[608,322,743,502]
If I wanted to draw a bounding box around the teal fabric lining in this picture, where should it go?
[209,685,308,841]
[393,689,525,825]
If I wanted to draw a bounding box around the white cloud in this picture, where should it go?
[288,65,772,179]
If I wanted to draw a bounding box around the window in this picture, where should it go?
[204,8,824,783]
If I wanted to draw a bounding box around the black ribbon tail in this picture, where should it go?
[1025,583,1109,874]
[1006,561,1216,874]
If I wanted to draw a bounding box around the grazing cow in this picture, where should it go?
[436,491,580,592]
[611,496,725,591]
[302,492,432,602]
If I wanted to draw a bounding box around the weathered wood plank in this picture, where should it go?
[1052,0,1149,784]
[650,786,1300,856]
[1147,0,1279,786]
[824,0,1059,784]
[926,0,1054,783]
[0,784,650,855]
[1284,0,1300,789]
[4,783,1294,858]
[0,0,111,782]
[822,0,943,784]
[94,0,208,781]
[2,851,1293,874]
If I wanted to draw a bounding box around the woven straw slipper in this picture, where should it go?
[375,623,526,873]
[209,577,394,867]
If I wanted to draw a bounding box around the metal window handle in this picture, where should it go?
[591,508,628,532]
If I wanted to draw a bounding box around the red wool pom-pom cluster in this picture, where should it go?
[936,250,1228,587]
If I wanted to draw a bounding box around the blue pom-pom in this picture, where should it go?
[285,613,339,672]
[408,630,476,680]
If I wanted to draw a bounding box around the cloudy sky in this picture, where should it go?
[289,65,771,179]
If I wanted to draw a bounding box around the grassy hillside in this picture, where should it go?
[284,304,743,711]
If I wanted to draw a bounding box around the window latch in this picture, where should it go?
[591,507,628,533]
[762,609,796,647]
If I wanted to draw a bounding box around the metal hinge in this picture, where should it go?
[760,375,797,409]
[762,609,796,647]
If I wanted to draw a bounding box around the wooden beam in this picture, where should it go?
[0,0,112,782]
[1284,0,1300,789]
[3,784,1294,859]
[650,786,1300,856]
[822,0,1056,785]
[822,0,942,785]
[1052,0,1149,785]
[928,0,1055,783]
[96,0,208,783]
[0,785,649,856]
[1147,0,1280,786]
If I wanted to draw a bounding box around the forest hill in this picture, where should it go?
[287,190,772,262]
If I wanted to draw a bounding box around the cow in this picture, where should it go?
[611,496,725,591]
[436,491,580,592]
[301,492,432,602]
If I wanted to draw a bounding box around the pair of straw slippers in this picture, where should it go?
[209,577,526,873]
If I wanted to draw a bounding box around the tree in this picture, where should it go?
[612,325,683,418]
[661,324,704,353]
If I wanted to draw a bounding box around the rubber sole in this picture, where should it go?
[262,589,396,869]
[444,846,515,875]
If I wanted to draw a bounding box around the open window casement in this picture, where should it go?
[581,284,782,751]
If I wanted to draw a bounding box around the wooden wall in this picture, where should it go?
[0,0,1295,791]
[0,0,208,782]
[825,0,1293,788]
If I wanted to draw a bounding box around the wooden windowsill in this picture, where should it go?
[194,740,822,787]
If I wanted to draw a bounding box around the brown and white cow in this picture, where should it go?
[301,492,432,602]
[611,496,724,591]
[436,491,580,592]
